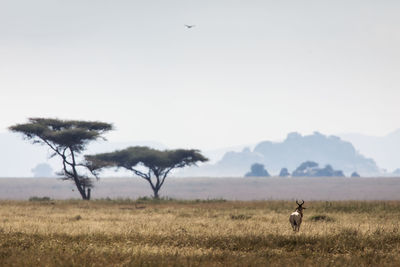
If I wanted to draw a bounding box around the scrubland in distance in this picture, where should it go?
[0,199,399,266]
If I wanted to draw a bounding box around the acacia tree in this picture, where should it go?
[9,118,113,200]
[85,146,208,199]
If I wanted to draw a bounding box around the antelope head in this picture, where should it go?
[295,200,306,215]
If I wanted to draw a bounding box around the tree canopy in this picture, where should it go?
[9,118,113,199]
[10,118,112,151]
[245,163,270,177]
[279,167,290,177]
[85,146,208,198]
[292,161,345,177]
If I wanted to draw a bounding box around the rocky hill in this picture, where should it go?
[340,129,400,172]
[181,132,380,177]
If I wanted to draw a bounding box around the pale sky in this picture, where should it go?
[1,0,399,150]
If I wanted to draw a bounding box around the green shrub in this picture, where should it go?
[308,214,335,222]
[29,196,51,202]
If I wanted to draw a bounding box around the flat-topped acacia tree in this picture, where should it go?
[85,146,208,199]
[9,118,113,200]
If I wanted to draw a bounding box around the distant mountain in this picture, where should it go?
[180,132,380,177]
[0,132,54,177]
[199,144,255,164]
[393,169,400,176]
[339,129,400,172]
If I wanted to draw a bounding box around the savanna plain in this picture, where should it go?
[0,199,399,266]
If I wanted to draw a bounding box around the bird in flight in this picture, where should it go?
[185,24,195,29]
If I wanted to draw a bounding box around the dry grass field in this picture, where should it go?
[0,199,399,266]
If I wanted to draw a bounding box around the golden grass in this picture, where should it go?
[0,199,399,266]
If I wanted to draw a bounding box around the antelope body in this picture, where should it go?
[289,200,306,232]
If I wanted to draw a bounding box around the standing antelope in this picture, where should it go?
[289,200,306,232]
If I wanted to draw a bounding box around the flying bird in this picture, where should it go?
[185,24,195,29]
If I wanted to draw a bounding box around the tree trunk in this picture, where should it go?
[77,183,88,200]
[73,177,88,200]
[87,188,91,200]
[69,150,89,200]
[153,188,160,199]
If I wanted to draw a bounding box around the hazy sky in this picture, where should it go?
[1,0,399,150]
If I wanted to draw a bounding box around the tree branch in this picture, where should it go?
[39,137,76,167]
[159,167,174,189]
[128,167,157,191]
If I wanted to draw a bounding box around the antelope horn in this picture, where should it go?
[300,200,305,205]
[296,200,300,205]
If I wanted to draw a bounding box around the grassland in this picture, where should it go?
[0,199,399,266]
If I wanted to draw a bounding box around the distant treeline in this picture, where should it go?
[245,161,360,178]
